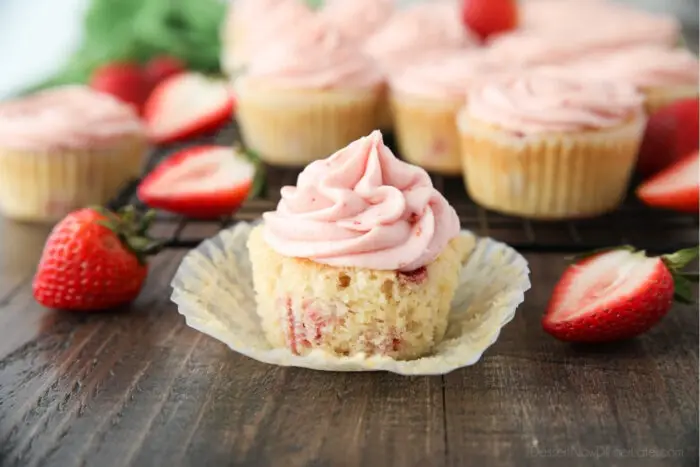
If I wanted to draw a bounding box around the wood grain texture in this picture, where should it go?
[0,219,697,467]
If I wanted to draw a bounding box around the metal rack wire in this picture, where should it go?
[109,124,699,253]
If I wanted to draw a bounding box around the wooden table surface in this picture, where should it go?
[0,217,697,467]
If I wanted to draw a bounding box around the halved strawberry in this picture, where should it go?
[637,98,699,177]
[143,72,234,144]
[137,146,256,219]
[636,150,699,214]
[461,0,518,41]
[542,246,698,343]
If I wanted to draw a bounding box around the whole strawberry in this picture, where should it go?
[461,0,519,42]
[542,246,698,343]
[33,207,161,311]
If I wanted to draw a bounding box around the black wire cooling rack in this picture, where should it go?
[108,124,699,254]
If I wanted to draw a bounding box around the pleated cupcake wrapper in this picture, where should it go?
[391,93,463,175]
[643,85,698,115]
[235,81,381,166]
[0,138,146,223]
[171,222,531,376]
[458,115,647,219]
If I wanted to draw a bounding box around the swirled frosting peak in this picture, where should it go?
[243,17,382,90]
[263,131,461,271]
[0,85,144,151]
[466,68,644,134]
[319,0,394,44]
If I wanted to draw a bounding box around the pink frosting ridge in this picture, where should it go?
[319,0,394,44]
[466,68,644,134]
[0,85,144,152]
[363,1,478,74]
[489,1,680,65]
[569,46,699,88]
[263,131,461,271]
[242,17,382,89]
[223,0,315,64]
[390,50,516,101]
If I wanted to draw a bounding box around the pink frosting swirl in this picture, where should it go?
[0,85,144,152]
[363,1,478,74]
[223,0,315,66]
[242,17,382,90]
[390,50,517,101]
[466,68,644,134]
[569,46,699,88]
[489,2,680,66]
[263,130,461,271]
[319,0,394,44]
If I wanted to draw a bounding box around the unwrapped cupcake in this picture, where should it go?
[0,86,146,223]
[248,130,472,360]
[235,18,383,166]
[458,68,646,219]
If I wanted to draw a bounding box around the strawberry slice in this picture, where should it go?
[636,150,699,214]
[143,72,234,144]
[137,146,255,219]
[637,98,699,177]
[542,246,698,343]
[461,0,518,41]
[143,55,186,90]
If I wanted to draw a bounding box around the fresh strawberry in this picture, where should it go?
[542,246,698,343]
[461,0,518,41]
[137,145,257,219]
[637,98,699,177]
[143,55,186,90]
[33,207,161,311]
[143,72,234,144]
[636,150,699,214]
[90,62,150,113]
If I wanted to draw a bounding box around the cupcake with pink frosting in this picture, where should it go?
[235,18,383,166]
[247,130,472,360]
[389,50,513,174]
[0,86,146,223]
[220,0,315,78]
[568,45,699,114]
[457,68,646,219]
[363,1,479,130]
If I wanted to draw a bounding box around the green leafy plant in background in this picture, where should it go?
[25,0,226,93]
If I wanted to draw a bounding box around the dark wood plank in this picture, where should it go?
[0,215,697,467]
[445,253,699,467]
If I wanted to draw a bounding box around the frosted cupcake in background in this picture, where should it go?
[389,50,512,175]
[458,68,646,219]
[568,45,699,114]
[247,130,472,360]
[235,18,383,166]
[0,86,146,223]
[220,0,315,78]
[363,1,479,130]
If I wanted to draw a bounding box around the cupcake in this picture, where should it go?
[220,0,315,79]
[0,86,146,223]
[235,19,383,166]
[458,69,646,219]
[568,46,699,114]
[363,1,479,130]
[247,130,471,360]
[390,51,510,174]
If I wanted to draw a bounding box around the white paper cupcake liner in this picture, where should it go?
[171,222,531,376]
